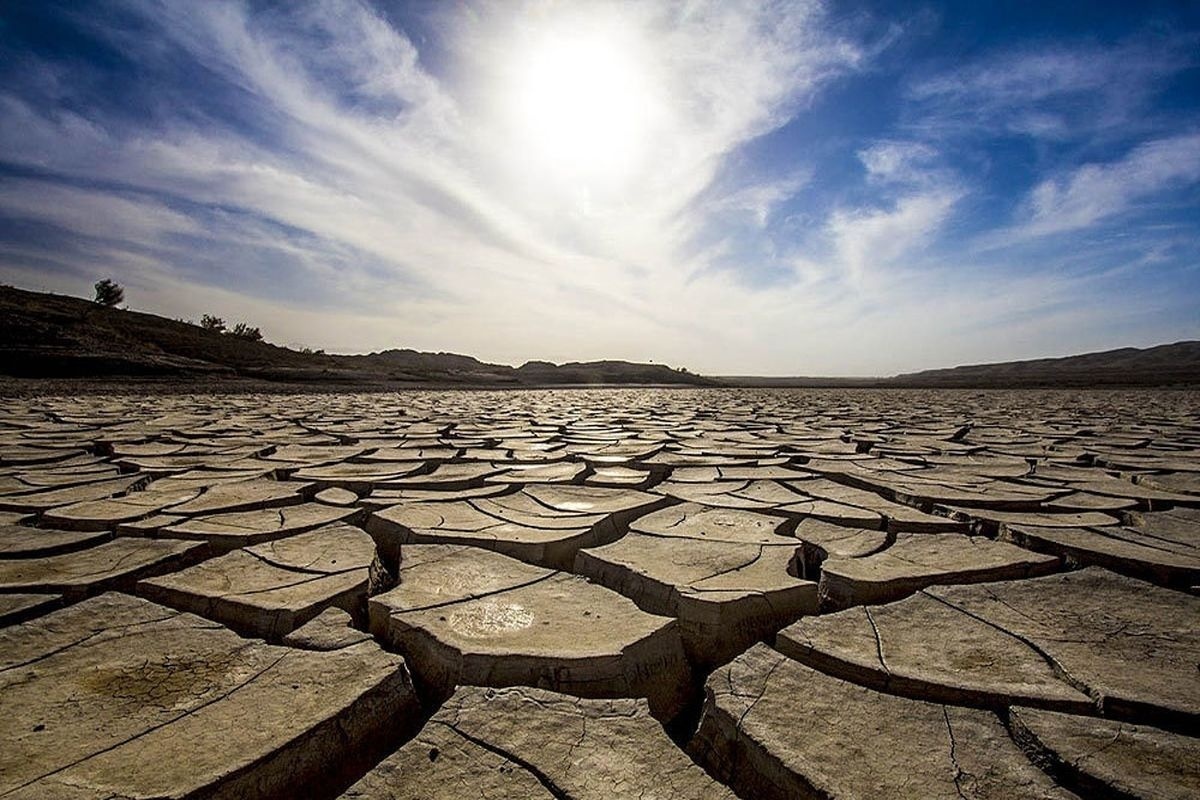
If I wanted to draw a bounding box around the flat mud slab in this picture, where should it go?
[369,544,693,719]
[1009,706,1200,800]
[1,388,1199,798]
[0,474,149,513]
[138,522,379,639]
[0,593,419,799]
[815,532,1060,610]
[343,686,736,799]
[282,607,374,651]
[367,485,666,569]
[0,536,206,599]
[160,502,361,551]
[1001,507,1200,588]
[0,523,110,558]
[777,567,1200,726]
[689,643,1077,800]
[0,592,62,625]
[164,477,315,516]
[575,502,817,667]
[784,477,967,533]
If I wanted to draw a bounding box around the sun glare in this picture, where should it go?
[507,27,652,183]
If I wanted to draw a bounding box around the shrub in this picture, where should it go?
[93,279,124,307]
[200,314,226,333]
[229,322,263,342]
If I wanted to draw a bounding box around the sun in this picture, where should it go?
[505,25,654,183]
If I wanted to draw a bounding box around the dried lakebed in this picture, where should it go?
[0,387,1197,799]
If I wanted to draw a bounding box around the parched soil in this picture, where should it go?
[0,387,1197,799]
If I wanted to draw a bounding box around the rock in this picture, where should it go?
[139,522,378,639]
[369,544,693,719]
[1065,478,1200,508]
[315,486,359,506]
[162,502,362,552]
[0,536,206,600]
[165,477,314,515]
[344,709,555,799]
[689,643,1076,800]
[282,606,374,651]
[344,686,736,799]
[292,462,424,491]
[809,462,1063,511]
[0,446,88,466]
[0,593,420,799]
[654,479,781,509]
[791,518,890,578]
[378,462,502,491]
[265,443,367,466]
[1136,472,1200,496]
[116,512,185,535]
[0,523,111,558]
[777,568,1200,727]
[368,486,664,570]
[359,483,509,508]
[522,483,668,521]
[1010,706,1200,800]
[486,460,587,483]
[0,464,120,493]
[777,497,885,528]
[585,465,653,487]
[576,503,816,667]
[816,533,1060,610]
[946,508,1118,536]
[1001,521,1200,589]
[40,488,200,531]
[789,477,967,532]
[630,501,792,542]
[0,474,150,513]
[0,592,61,625]
[776,595,1094,712]
[1045,491,1139,512]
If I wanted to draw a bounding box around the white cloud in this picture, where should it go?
[708,170,813,229]
[907,35,1196,140]
[858,141,938,184]
[828,187,962,285]
[0,0,868,368]
[1020,133,1200,237]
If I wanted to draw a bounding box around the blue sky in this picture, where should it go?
[0,1,1197,375]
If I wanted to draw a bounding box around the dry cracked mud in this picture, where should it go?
[0,387,1196,799]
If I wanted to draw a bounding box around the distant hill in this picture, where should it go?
[721,341,1200,388]
[890,341,1200,388]
[2,286,1195,388]
[0,286,712,386]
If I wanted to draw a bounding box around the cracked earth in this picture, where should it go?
[0,387,1197,799]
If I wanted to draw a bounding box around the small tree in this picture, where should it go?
[93,278,124,307]
[229,322,263,342]
[200,314,226,333]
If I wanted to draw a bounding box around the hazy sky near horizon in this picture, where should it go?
[1,1,1198,375]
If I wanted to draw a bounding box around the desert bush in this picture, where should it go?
[200,314,226,333]
[229,322,263,341]
[93,279,124,307]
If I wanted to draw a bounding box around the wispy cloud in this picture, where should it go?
[907,33,1197,141]
[828,187,963,285]
[0,0,867,362]
[1019,133,1200,237]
